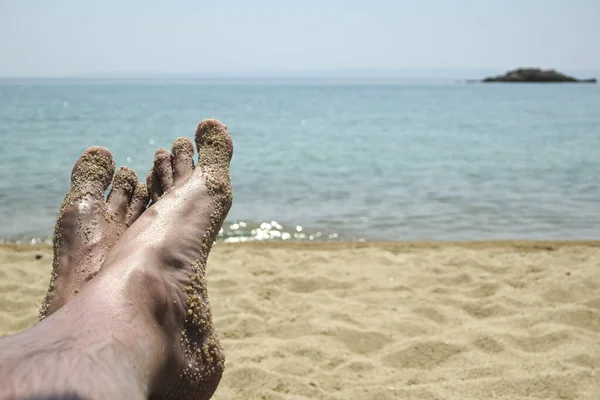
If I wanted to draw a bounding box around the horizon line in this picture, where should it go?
[1,67,599,81]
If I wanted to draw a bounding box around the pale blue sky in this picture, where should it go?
[0,0,598,78]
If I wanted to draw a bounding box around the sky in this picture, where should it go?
[0,0,599,78]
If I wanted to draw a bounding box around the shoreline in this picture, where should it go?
[4,239,600,253]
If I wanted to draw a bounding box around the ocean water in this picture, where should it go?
[1,79,599,243]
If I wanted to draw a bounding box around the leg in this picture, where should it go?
[1,146,150,399]
[0,120,233,400]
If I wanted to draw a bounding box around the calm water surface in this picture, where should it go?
[1,80,599,242]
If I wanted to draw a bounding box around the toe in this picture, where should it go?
[126,182,149,226]
[172,137,195,184]
[154,148,174,193]
[69,146,115,199]
[195,119,234,169]
[146,167,162,204]
[107,167,138,222]
[193,119,234,237]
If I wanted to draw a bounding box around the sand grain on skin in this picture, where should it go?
[111,167,138,195]
[176,120,234,392]
[126,183,149,226]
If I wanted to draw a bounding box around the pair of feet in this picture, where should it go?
[2,119,232,399]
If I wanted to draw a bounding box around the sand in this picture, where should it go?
[1,241,599,399]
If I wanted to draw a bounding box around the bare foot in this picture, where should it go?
[39,147,149,318]
[0,120,231,400]
[97,119,233,399]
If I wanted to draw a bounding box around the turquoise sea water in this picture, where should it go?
[1,80,599,243]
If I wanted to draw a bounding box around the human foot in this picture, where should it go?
[98,119,233,400]
[39,147,149,319]
[0,121,231,399]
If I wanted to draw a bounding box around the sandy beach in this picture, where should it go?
[1,241,599,399]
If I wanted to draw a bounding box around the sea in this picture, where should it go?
[1,79,599,244]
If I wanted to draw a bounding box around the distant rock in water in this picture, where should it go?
[482,68,597,83]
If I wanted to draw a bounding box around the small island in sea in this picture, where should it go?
[482,68,597,83]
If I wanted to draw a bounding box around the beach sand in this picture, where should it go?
[1,241,599,399]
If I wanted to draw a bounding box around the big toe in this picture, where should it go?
[195,119,234,169]
[107,167,138,222]
[195,119,234,218]
[69,146,115,200]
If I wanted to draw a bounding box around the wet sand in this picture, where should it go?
[1,241,599,399]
